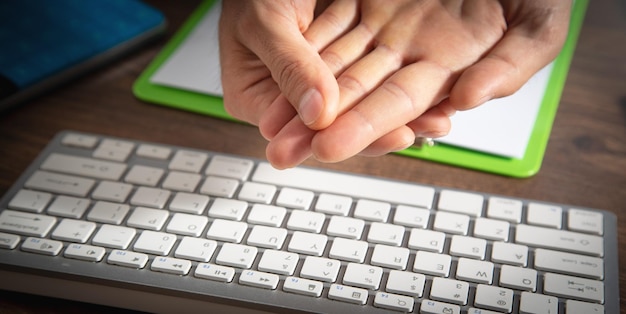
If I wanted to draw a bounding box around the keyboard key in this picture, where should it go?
[91,224,136,249]
[205,155,253,180]
[407,228,445,253]
[151,256,192,275]
[473,284,514,313]
[130,187,171,209]
[326,216,364,239]
[437,190,484,217]
[568,208,604,235]
[353,199,390,222]
[487,196,523,223]
[420,299,460,314]
[166,213,208,237]
[208,198,248,221]
[8,189,52,213]
[275,187,314,210]
[543,273,604,303]
[328,237,368,263]
[516,224,604,256]
[200,176,239,198]
[527,203,563,229]
[328,284,368,305]
[534,248,604,279]
[239,270,279,290]
[257,249,298,275]
[499,264,537,292]
[46,195,90,218]
[246,204,286,227]
[367,222,405,246]
[169,150,208,173]
[300,256,341,282]
[472,217,509,241]
[246,225,288,249]
[0,210,56,237]
[133,230,177,255]
[206,219,248,243]
[413,251,451,277]
[385,270,426,297]
[61,133,98,148]
[433,211,469,235]
[51,218,96,243]
[252,162,435,208]
[373,292,414,312]
[286,210,325,233]
[21,237,63,256]
[124,165,164,187]
[283,277,323,297]
[87,201,130,225]
[491,241,528,267]
[174,237,217,262]
[0,232,20,249]
[216,243,257,268]
[41,153,126,180]
[565,300,604,314]
[136,144,171,159]
[455,258,493,284]
[370,244,409,270]
[519,292,558,314]
[91,181,133,203]
[107,250,149,268]
[342,263,383,290]
[449,235,487,260]
[93,139,135,162]
[25,171,94,197]
[126,207,169,230]
[168,192,209,215]
[393,205,430,228]
[429,277,469,305]
[162,171,201,192]
[315,193,352,216]
[237,182,276,204]
[287,231,327,256]
[195,263,235,282]
[64,243,105,262]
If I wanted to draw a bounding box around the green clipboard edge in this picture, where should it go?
[133,0,588,178]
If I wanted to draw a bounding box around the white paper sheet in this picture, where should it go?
[149,3,552,159]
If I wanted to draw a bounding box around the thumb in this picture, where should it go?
[246,11,339,130]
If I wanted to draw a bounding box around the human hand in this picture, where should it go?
[220,0,572,169]
[218,0,339,131]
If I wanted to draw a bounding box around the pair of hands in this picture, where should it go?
[219,0,571,169]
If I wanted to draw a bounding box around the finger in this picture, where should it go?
[304,0,360,51]
[237,5,340,130]
[359,105,452,157]
[258,94,296,140]
[357,126,415,157]
[334,45,404,113]
[311,61,454,163]
[265,116,315,169]
[449,1,572,110]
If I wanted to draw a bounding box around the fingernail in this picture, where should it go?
[299,89,323,126]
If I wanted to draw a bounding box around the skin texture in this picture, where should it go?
[219,0,572,169]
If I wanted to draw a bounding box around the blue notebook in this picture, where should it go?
[0,0,166,111]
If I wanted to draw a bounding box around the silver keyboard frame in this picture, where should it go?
[0,131,620,313]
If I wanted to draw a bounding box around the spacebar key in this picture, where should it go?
[252,162,435,208]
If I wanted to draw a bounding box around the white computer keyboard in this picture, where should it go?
[0,131,619,313]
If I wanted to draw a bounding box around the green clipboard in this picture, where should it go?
[133,0,588,178]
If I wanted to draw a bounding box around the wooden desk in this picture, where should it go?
[1,0,624,312]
